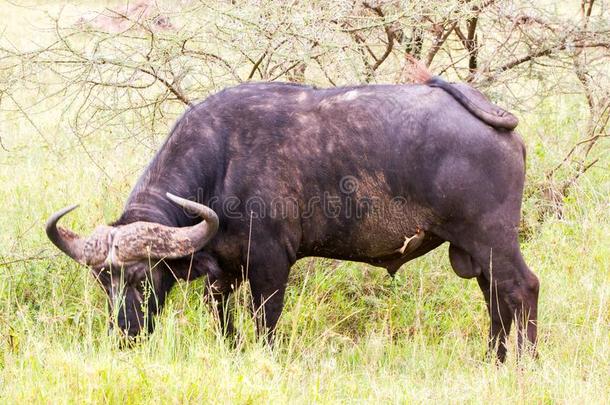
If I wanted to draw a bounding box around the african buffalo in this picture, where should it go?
[46,64,539,361]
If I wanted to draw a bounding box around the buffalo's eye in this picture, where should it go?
[91,267,111,291]
[92,266,107,279]
[119,262,154,287]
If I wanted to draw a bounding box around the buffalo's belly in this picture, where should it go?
[298,202,436,260]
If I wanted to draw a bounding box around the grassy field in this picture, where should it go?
[1,1,609,403]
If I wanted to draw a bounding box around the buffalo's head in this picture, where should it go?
[46,193,218,340]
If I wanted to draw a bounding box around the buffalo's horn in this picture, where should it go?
[46,193,219,266]
[45,204,87,264]
[163,192,219,255]
[111,193,219,263]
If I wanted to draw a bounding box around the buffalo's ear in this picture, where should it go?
[165,252,220,281]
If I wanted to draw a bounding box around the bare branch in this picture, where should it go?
[425,21,458,66]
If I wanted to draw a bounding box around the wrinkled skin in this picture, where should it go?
[80,82,539,361]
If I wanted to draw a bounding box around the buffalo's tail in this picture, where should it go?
[404,55,518,131]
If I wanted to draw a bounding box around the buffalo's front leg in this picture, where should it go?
[184,253,241,340]
[205,273,242,338]
[247,244,291,344]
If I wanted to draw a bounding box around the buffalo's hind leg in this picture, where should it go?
[476,272,514,362]
[474,244,539,361]
[449,239,539,361]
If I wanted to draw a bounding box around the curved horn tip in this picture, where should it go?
[165,192,198,212]
[45,204,86,264]
[165,192,184,204]
[165,192,197,210]
[45,204,80,227]
[165,192,218,228]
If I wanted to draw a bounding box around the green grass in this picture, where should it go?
[1,1,609,403]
